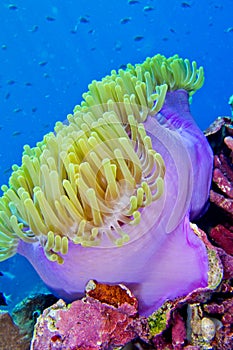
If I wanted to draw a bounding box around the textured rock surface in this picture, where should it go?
[30,282,149,350]
[0,311,30,350]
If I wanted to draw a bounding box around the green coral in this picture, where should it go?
[207,249,223,290]
[148,303,172,337]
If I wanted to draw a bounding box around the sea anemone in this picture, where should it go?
[0,54,213,315]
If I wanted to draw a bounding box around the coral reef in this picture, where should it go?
[202,116,233,255]
[0,54,213,315]
[27,220,232,349]
[30,282,149,349]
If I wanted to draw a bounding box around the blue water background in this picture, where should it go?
[0,0,232,311]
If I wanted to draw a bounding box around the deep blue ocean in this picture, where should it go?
[0,0,232,311]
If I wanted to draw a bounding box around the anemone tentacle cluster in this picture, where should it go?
[0,54,203,263]
[0,54,212,315]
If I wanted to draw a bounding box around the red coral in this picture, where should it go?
[210,225,233,255]
[204,117,233,256]
[86,280,138,311]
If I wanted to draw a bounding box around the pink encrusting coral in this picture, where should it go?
[0,54,213,316]
[30,282,149,350]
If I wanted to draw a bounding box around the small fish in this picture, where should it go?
[181,2,191,8]
[5,92,10,100]
[39,61,48,67]
[214,4,223,9]
[7,79,15,85]
[120,17,131,24]
[3,167,11,174]
[13,107,22,113]
[8,4,18,10]
[1,271,15,279]
[162,37,169,41]
[128,0,139,4]
[88,29,95,34]
[1,44,7,50]
[25,82,32,86]
[170,28,176,33]
[32,107,37,112]
[70,23,79,34]
[79,16,90,23]
[0,272,3,276]
[70,28,77,34]
[134,35,144,41]
[42,123,50,129]
[12,131,21,136]
[0,292,7,306]
[29,25,39,33]
[46,16,56,21]
[225,27,233,33]
[118,64,127,70]
[143,6,154,12]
